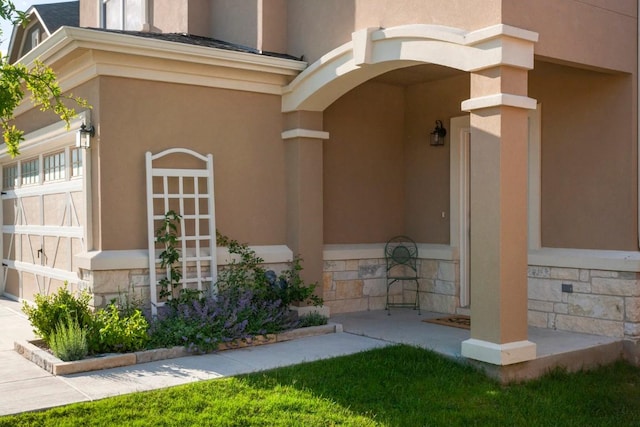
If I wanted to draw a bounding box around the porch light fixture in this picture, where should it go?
[430,120,447,146]
[76,123,95,149]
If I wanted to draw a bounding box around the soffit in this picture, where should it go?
[373,63,465,86]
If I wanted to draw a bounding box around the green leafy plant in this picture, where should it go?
[216,232,322,308]
[22,285,93,345]
[155,210,183,303]
[297,312,328,328]
[0,1,90,158]
[49,316,88,361]
[90,303,149,354]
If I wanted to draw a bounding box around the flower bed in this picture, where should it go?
[15,323,340,376]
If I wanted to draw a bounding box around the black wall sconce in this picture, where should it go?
[76,123,95,149]
[430,120,447,146]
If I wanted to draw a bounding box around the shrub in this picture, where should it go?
[216,232,323,308]
[49,317,88,361]
[298,312,329,328]
[90,303,150,354]
[148,286,297,353]
[22,285,93,345]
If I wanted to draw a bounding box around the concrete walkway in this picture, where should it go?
[0,298,389,416]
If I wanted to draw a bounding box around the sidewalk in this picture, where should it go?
[0,298,389,416]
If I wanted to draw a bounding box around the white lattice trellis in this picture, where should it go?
[146,148,217,316]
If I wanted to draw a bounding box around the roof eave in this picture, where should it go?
[19,26,307,76]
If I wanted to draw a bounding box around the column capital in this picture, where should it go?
[462,93,537,112]
[281,128,330,140]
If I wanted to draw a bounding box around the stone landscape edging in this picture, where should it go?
[15,322,342,376]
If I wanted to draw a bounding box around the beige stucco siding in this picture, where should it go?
[404,74,469,244]
[530,61,638,251]
[323,81,405,244]
[97,77,287,251]
[287,0,501,64]
[504,0,637,73]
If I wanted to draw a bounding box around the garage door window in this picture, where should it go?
[71,148,82,177]
[44,151,65,182]
[2,163,17,189]
[21,158,39,186]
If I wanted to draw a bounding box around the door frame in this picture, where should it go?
[450,106,542,308]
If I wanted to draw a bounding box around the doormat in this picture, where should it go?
[423,315,470,330]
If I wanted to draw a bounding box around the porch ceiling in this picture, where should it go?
[373,63,465,86]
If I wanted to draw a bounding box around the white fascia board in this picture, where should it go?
[19,26,307,77]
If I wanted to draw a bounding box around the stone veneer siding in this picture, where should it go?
[323,257,640,343]
[323,258,460,315]
[528,266,640,341]
[79,262,292,309]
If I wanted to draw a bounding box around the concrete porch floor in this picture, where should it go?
[331,309,624,383]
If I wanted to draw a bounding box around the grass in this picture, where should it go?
[2,345,639,426]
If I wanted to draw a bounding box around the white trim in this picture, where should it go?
[529,248,640,272]
[461,93,537,112]
[74,245,294,271]
[3,225,83,238]
[282,23,538,112]
[323,243,457,261]
[528,105,542,250]
[464,24,539,45]
[281,129,330,140]
[450,116,471,307]
[5,260,79,284]
[2,179,82,199]
[461,338,537,365]
[11,26,306,110]
[0,112,88,159]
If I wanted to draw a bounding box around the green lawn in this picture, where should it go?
[2,345,639,426]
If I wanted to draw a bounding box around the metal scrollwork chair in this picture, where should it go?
[385,235,421,315]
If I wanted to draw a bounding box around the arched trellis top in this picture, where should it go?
[282,23,538,112]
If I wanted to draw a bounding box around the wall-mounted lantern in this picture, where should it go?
[76,123,95,149]
[430,120,447,146]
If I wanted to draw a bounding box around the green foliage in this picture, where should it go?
[21,285,93,345]
[0,1,89,158]
[22,283,149,355]
[297,311,328,328]
[49,317,88,362]
[90,303,149,354]
[155,210,190,305]
[216,231,322,308]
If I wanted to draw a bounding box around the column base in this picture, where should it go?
[461,338,537,365]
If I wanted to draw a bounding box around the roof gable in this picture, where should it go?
[7,1,79,62]
[34,1,79,34]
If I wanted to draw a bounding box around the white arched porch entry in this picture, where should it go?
[281,23,540,366]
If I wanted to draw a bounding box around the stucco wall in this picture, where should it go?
[323,81,405,244]
[530,60,638,251]
[210,0,257,49]
[504,0,637,73]
[404,74,469,244]
[286,0,501,63]
[97,77,287,251]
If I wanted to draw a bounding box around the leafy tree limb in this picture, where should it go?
[0,0,88,157]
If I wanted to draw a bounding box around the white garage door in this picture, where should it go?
[0,120,88,301]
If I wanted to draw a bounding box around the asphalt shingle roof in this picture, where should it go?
[33,1,79,33]
[89,28,301,61]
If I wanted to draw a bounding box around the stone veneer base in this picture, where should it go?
[15,323,341,376]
